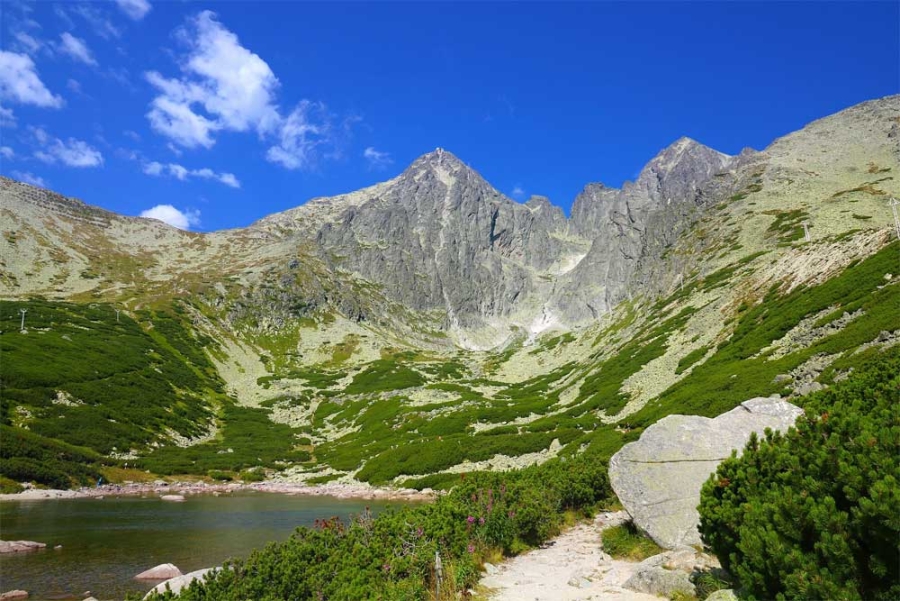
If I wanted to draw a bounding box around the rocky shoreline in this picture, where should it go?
[0,480,436,503]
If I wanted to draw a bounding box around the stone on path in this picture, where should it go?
[135,563,183,580]
[0,540,45,554]
[609,397,803,549]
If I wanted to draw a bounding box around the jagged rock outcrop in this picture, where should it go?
[608,397,803,549]
[551,138,733,322]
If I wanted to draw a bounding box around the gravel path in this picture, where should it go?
[477,511,662,601]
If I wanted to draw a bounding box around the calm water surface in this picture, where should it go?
[0,492,400,600]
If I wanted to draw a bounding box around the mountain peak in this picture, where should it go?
[409,147,467,170]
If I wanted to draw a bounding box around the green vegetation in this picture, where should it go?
[0,424,109,489]
[763,208,809,244]
[344,359,426,395]
[633,241,899,425]
[0,299,225,484]
[699,348,899,601]
[675,345,710,375]
[140,404,310,475]
[143,454,612,601]
[600,521,664,561]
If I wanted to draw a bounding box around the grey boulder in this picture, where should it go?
[609,397,803,548]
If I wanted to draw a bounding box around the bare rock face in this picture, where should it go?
[609,397,803,549]
[134,563,183,580]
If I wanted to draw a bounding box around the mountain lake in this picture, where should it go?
[0,492,401,600]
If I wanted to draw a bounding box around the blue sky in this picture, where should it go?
[0,1,897,232]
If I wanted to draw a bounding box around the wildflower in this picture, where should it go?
[479,517,485,525]
[467,515,476,524]
[467,544,475,554]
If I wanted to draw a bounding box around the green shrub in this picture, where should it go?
[698,348,900,601]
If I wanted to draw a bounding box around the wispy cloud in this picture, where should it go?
[140,204,200,230]
[57,33,97,66]
[0,51,64,108]
[12,31,43,55]
[147,11,346,170]
[511,184,525,198]
[1,146,15,159]
[142,160,240,188]
[115,0,152,21]
[363,146,393,170]
[11,170,48,187]
[69,4,121,40]
[33,129,103,167]
[0,107,16,128]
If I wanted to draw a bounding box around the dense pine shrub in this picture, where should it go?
[698,348,900,601]
[143,454,611,600]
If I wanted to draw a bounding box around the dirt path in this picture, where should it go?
[476,511,662,601]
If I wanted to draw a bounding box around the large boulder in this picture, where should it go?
[609,397,802,548]
[143,568,219,599]
[135,563,183,580]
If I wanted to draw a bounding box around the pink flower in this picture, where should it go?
[467,515,476,524]
[467,544,475,553]
[479,517,485,525]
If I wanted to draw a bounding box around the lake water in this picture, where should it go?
[0,492,400,600]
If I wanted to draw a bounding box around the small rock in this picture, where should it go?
[772,374,792,384]
[706,589,739,601]
[624,565,695,598]
[135,563,183,580]
[160,494,185,502]
[0,591,29,601]
[795,381,825,396]
[483,562,499,576]
[54,545,62,550]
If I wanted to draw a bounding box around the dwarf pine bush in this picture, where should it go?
[698,348,900,601]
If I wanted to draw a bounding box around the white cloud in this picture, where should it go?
[145,11,280,148]
[266,100,331,170]
[13,32,43,55]
[115,0,152,21]
[363,146,393,170]
[34,136,103,167]
[58,33,97,66]
[140,204,200,230]
[0,51,64,108]
[511,185,525,198]
[142,160,240,188]
[11,170,48,187]
[1,146,14,159]
[0,107,15,127]
[123,129,141,142]
[67,78,83,94]
[147,12,344,170]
